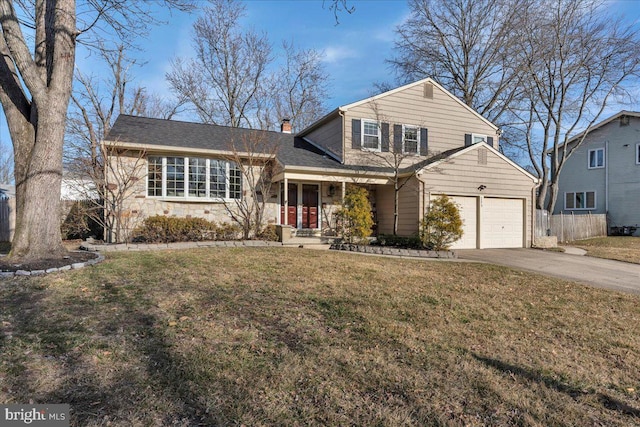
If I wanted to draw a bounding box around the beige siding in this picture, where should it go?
[343,82,499,166]
[305,115,343,161]
[373,177,420,236]
[375,185,394,235]
[420,147,535,247]
[398,177,420,236]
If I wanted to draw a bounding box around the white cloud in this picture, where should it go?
[321,45,359,64]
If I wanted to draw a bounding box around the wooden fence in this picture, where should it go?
[535,210,607,243]
[0,197,15,242]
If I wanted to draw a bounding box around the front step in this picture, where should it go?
[292,228,321,238]
[283,236,338,247]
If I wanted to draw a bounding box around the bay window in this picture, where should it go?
[148,156,242,200]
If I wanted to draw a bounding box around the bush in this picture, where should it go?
[256,224,279,241]
[420,195,463,251]
[335,185,374,244]
[374,234,425,249]
[133,216,219,243]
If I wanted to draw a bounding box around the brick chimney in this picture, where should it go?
[280,118,292,134]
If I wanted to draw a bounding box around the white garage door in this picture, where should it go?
[448,196,477,249]
[482,198,524,248]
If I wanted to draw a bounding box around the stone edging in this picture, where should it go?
[80,240,284,252]
[330,243,457,259]
[0,252,106,278]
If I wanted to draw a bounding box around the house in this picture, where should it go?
[104,78,539,248]
[0,183,15,242]
[553,110,640,236]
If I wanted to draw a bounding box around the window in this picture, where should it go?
[472,134,487,145]
[362,120,380,151]
[147,156,163,197]
[565,191,596,210]
[636,143,640,165]
[189,158,207,198]
[588,148,604,169]
[166,157,185,197]
[403,125,419,154]
[147,156,242,200]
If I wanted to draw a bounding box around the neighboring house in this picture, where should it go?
[0,183,15,242]
[104,78,539,248]
[61,170,100,201]
[553,110,640,235]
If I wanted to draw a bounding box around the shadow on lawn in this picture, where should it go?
[0,278,220,426]
[473,354,640,419]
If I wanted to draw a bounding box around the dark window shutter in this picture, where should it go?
[393,124,402,153]
[465,133,472,147]
[487,136,493,147]
[420,128,428,155]
[352,119,361,149]
[381,122,390,152]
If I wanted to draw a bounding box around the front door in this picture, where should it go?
[280,183,298,226]
[302,184,318,229]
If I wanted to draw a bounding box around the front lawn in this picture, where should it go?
[1,248,639,426]
[569,236,640,264]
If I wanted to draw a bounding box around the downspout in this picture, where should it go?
[532,178,542,248]
[338,109,346,165]
[605,140,609,213]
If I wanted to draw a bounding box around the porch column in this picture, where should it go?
[283,176,288,225]
[341,181,346,200]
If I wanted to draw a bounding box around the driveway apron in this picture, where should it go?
[456,249,640,296]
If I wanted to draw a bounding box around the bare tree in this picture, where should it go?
[222,131,280,239]
[0,0,193,261]
[167,0,271,128]
[168,1,329,132]
[272,41,329,133]
[391,0,525,124]
[356,102,426,235]
[66,45,184,241]
[512,0,640,211]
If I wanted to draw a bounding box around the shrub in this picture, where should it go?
[133,216,218,243]
[217,222,242,241]
[335,185,374,244]
[374,234,424,249]
[420,195,463,251]
[256,224,279,241]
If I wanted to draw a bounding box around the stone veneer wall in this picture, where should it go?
[108,151,280,241]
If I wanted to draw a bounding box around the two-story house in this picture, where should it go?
[105,78,539,248]
[553,110,640,235]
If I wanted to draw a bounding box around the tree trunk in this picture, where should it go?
[10,105,68,260]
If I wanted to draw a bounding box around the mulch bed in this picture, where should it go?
[0,251,98,272]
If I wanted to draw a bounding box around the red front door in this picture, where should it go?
[302,184,318,229]
[280,183,298,226]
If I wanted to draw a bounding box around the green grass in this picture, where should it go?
[1,247,639,426]
[570,236,640,264]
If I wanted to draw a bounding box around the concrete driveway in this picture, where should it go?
[456,249,640,296]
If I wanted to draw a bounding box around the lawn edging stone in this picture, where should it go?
[330,243,457,259]
[0,252,105,278]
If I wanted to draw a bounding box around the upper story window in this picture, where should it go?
[472,134,487,145]
[565,191,596,210]
[588,148,604,169]
[362,120,381,151]
[148,156,242,201]
[403,125,419,155]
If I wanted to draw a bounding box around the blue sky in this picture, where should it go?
[123,0,412,110]
[2,0,640,156]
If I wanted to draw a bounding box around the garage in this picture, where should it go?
[481,197,524,248]
[448,196,477,250]
[443,195,524,249]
